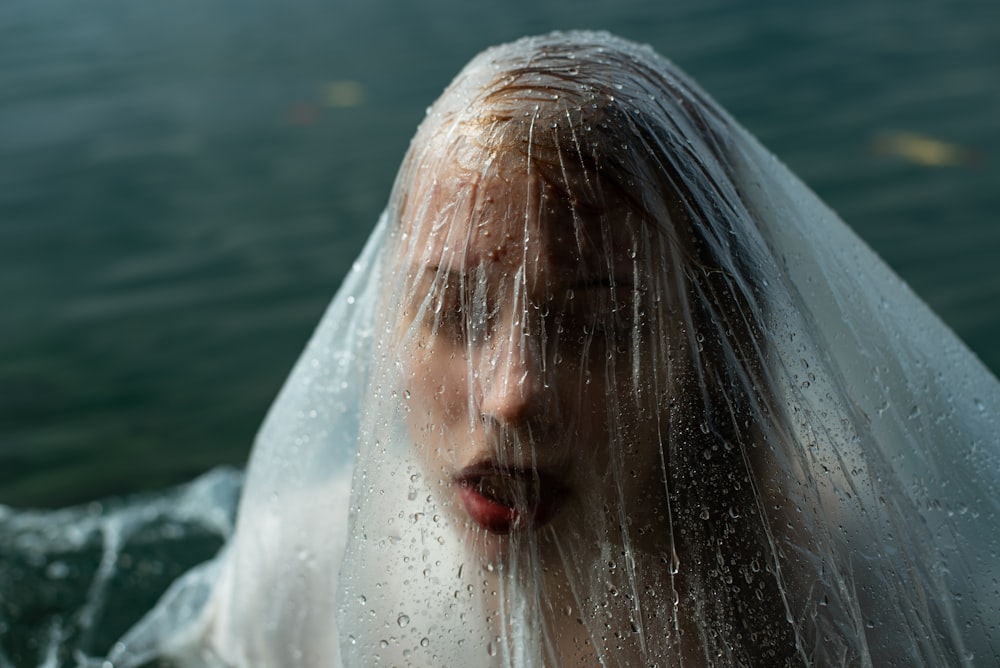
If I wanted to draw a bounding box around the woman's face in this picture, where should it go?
[394,154,671,559]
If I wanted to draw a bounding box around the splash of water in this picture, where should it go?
[0,468,241,668]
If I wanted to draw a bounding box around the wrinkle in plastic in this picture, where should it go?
[113,32,999,668]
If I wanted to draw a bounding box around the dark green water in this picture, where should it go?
[2,0,998,509]
[0,0,998,664]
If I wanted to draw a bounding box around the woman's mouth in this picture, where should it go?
[456,466,566,535]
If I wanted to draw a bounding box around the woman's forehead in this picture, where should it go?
[400,166,640,278]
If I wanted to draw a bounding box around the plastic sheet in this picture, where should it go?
[111,31,999,667]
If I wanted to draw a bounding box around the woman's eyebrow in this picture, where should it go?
[424,265,466,286]
[421,266,481,299]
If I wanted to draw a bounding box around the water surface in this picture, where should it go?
[2,0,998,508]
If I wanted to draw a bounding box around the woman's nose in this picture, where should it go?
[479,323,548,426]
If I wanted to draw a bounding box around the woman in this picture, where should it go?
[112,32,999,667]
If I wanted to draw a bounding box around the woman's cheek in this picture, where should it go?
[406,342,471,429]
[438,352,476,425]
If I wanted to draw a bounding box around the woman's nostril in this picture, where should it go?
[479,345,550,424]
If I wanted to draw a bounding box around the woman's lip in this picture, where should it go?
[455,465,567,535]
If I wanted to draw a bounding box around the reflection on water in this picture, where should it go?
[872,131,981,168]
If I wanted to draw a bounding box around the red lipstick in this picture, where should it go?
[455,465,566,535]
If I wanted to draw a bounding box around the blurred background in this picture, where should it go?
[2,0,998,508]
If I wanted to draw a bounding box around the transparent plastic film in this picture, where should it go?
[333,33,998,667]
[109,31,999,668]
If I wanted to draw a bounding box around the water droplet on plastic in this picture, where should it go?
[668,547,681,575]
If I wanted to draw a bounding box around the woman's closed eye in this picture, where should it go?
[554,287,642,350]
[426,278,496,345]
[418,266,644,352]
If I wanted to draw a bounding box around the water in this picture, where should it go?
[0,469,240,667]
[1,0,997,664]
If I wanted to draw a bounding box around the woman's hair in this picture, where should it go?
[388,33,800,663]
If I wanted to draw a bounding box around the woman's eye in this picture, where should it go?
[428,287,492,345]
[435,291,466,339]
[558,305,637,351]
[467,311,489,343]
[437,300,465,339]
